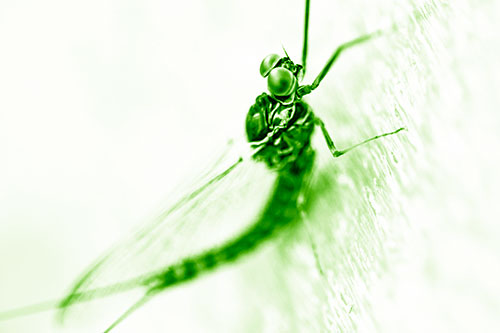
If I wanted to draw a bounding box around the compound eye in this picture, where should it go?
[267,67,296,97]
[260,54,281,77]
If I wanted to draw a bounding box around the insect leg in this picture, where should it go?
[301,0,311,73]
[300,207,325,277]
[315,117,405,158]
[296,170,325,277]
[297,29,384,97]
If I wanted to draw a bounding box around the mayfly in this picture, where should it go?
[1,0,405,331]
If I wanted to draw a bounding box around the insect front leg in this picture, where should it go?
[298,29,387,98]
[301,0,311,73]
[299,199,325,277]
[315,117,406,158]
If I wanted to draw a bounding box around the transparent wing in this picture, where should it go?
[58,140,277,319]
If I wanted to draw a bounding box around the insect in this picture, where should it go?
[0,0,407,331]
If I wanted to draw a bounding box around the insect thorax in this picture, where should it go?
[246,93,315,169]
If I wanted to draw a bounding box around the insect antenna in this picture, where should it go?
[281,44,291,60]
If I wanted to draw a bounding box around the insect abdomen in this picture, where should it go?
[147,147,315,292]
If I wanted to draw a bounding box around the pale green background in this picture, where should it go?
[1,0,499,332]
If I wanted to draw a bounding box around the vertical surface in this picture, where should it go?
[0,0,499,332]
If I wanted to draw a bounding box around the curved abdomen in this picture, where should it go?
[146,146,315,292]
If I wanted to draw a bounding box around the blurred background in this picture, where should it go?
[1,0,499,331]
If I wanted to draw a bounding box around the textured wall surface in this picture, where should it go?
[1,0,499,332]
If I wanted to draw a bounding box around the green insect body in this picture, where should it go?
[0,1,407,329]
[60,55,320,317]
[147,56,316,293]
[139,37,406,298]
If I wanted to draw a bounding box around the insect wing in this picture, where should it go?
[58,143,277,322]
